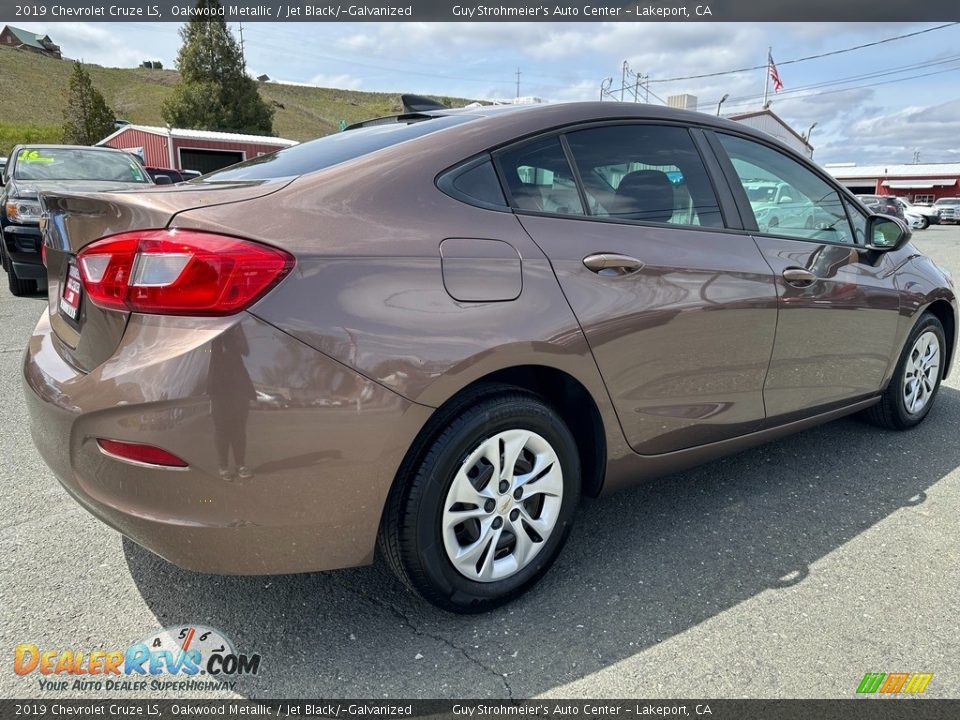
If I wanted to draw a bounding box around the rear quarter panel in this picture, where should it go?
[171,143,634,469]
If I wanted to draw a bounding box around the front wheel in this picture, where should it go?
[379,387,581,613]
[919,217,929,230]
[7,264,37,296]
[863,313,945,430]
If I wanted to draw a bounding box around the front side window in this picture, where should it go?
[564,124,723,228]
[717,133,854,244]
[497,137,584,216]
[843,197,868,245]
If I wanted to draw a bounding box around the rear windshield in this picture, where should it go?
[200,115,474,182]
[13,148,150,183]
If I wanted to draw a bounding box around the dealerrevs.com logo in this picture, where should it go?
[14,625,261,693]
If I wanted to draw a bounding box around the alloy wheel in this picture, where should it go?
[902,330,940,414]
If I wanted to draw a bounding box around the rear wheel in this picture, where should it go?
[7,265,37,296]
[379,387,581,613]
[864,313,945,430]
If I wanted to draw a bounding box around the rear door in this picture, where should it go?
[498,124,778,455]
[707,131,901,422]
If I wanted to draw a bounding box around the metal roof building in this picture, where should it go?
[825,162,960,204]
[98,125,298,175]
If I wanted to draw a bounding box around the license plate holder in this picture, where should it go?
[60,263,82,321]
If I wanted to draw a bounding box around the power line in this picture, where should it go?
[721,63,960,112]
[718,52,960,107]
[650,23,959,84]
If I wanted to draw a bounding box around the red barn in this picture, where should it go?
[98,124,298,175]
[826,162,960,205]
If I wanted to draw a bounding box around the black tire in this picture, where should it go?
[863,313,945,430]
[379,385,581,613]
[7,264,37,296]
[919,217,929,230]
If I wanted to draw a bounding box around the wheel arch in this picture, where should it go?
[924,298,956,377]
[387,364,610,515]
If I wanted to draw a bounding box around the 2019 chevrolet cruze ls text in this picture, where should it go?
[23,103,957,612]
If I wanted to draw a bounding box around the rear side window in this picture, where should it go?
[497,137,585,216]
[564,124,723,228]
[437,157,507,209]
[200,115,474,181]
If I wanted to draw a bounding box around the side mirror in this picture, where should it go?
[153,175,173,185]
[865,215,909,252]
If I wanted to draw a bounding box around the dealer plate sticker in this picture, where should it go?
[60,264,82,320]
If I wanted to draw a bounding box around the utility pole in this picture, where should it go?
[621,60,628,101]
[515,68,521,100]
[238,22,245,64]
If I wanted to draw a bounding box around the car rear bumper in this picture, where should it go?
[22,309,433,575]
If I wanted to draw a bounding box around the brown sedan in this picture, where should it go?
[23,102,957,612]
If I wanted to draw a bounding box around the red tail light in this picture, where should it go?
[97,439,188,468]
[77,229,294,315]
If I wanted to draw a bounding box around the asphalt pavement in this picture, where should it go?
[2,226,959,700]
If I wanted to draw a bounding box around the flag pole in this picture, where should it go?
[763,46,770,107]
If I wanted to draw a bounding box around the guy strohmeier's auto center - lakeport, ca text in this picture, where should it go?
[14,3,713,19]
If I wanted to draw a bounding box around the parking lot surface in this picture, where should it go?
[2,226,959,699]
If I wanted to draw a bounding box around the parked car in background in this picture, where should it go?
[903,209,928,231]
[896,197,938,228]
[857,194,904,218]
[742,179,820,233]
[1,145,153,295]
[933,197,960,224]
[0,157,7,177]
[143,166,186,184]
[23,102,957,612]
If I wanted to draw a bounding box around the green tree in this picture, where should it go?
[61,61,115,145]
[162,0,273,135]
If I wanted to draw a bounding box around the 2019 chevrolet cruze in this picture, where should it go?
[24,102,957,612]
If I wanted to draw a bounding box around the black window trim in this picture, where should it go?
[435,153,511,213]
[489,118,732,234]
[704,128,869,249]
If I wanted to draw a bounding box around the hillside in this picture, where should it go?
[0,46,472,155]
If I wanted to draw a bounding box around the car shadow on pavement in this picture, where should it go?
[125,386,960,698]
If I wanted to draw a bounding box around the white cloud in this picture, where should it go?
[307,73,363,90]
[15,22,165,68]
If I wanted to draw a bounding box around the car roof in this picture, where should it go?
[357,101,808,157]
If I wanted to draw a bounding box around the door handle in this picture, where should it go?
[782,267,818,286]
[583,253,644,275]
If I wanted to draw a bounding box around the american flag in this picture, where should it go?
[768,51,784,93]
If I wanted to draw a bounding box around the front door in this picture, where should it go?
[496,124,778,455]
[712,132,902,421]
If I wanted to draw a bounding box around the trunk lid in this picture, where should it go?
[40,179,291,372]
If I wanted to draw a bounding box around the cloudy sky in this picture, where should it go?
[14,20,960,164]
